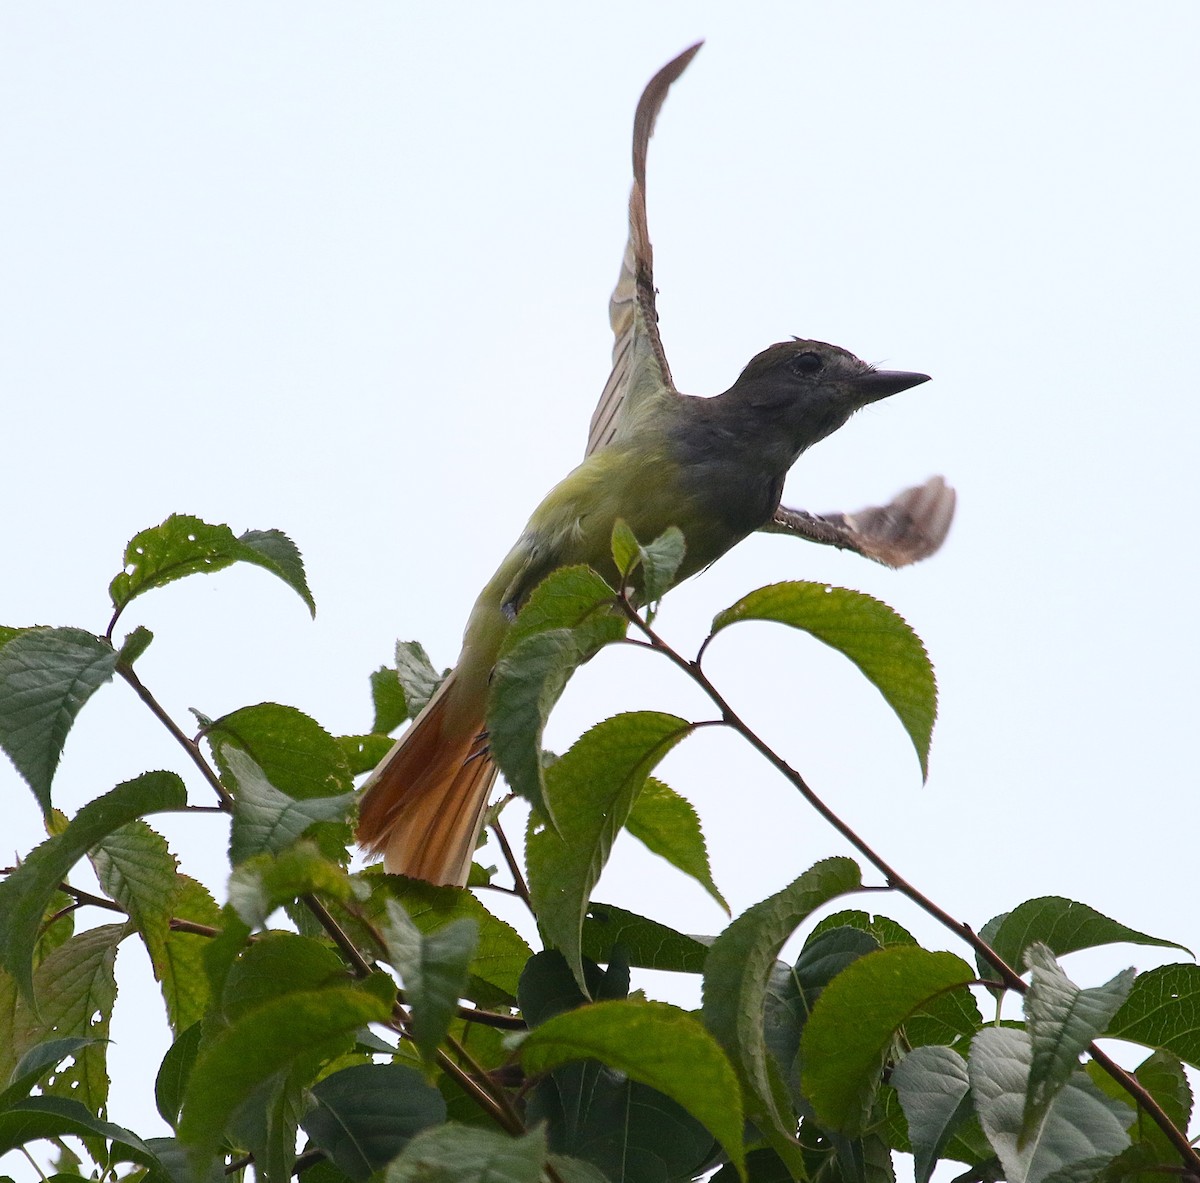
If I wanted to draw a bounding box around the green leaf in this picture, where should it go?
[108,514,313,618]
[626,777,728,913]
[237,528,315,616]
[498,565,621,658]
[1022,944,1135,1141]
[362,875,532,1008]
[227,842,356,929]
[392,641,442,718]
[638,526,687,609]
[0,1037,98,1110]
[157,876,220,1034]
[0,771,186,999]
[978,898,1189,985]
[1106,964,1200,1070]
[338,733,394,775]
[220,933,350,1021]
[891,1046,972,1183]
[969,1028,1132,1183]
[0,1095,163,1172]
[223,747,354,864]
[12,924,126,1119]
[801,945,975,1135]
[0,627,119,809]
[381,899,477,1061]
[702,857,862,1164]
[156,1021,203,1129]
[301,1063,446,1181]
[710,581,937,778]
[521,998,745,1178]
[811,910,916,949]
[525,711,693,991]
[766,925,881,1105]
[383,1124,548,1183]
[488,564,625,821]
[370,666,409,733]
[609,523,686,612]
[178,983,391,1171]
[581,901,711,975]
[117,625,154,666]
[90,819,180,986]
[207,702,354,800]
[610,519,640,579]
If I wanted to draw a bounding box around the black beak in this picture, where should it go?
[852,369,931,405]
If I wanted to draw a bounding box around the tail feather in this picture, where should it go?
[356,670,498,887]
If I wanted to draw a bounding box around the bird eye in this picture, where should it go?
[789,350,823,376]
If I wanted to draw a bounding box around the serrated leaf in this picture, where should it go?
[490,640,627,827]
[525,711,693,992]
[626,777,728,912]
[766,926,881,1105]
[711,581,936,777]
[91,819,180,983]
[497,565,621,659]
[702,856,862,1165]
[521,998,744,1178]
[108,514,313,618]
[227,842,356,930]
[338,733,394,775]
[969,1028,1132,1183]
[158,876,220,1034]
[370,667,409,733]
[0,1037,98,1110]
[301,1063,446,1181]
[0,1095,163,1172]
[363,876,531,1009]
[224,748,353,865]
[0,627,119,809]
[811,910,917,949]
[178,983,391,1171]
[977,898,1188,985]
[0,771,186,999]
[1023,945,1135,1141]
[11,924,126,1119]
[581,901,711,975]
[237,528,315,616]
[610,520,641,579]
[393,641,441,718]
[383,1124,548,1183]
[381,899,476,1061]
[638,527,686,609]
[801,945,975,1136]
[221,934,350,1022]
[891,1045,972,1183]
[117,625,154,665]
[207,702,353,800]
[1106,964,1200,1070]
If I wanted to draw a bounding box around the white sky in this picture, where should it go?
[3,3,1198,1177]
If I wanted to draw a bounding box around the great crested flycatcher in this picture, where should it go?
[356,43,954,886]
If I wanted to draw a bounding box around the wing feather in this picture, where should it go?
[585,42,702,457]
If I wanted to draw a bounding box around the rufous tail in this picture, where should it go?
[355,670,497,886]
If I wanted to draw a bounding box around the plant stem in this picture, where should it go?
[117,663,234,810]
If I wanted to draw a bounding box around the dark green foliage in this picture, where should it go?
[0,517,1195,1182]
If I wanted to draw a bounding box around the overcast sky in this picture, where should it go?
[3,4,1198,1176]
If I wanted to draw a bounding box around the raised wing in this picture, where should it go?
[584,42,702,458]
[763,476,957,568]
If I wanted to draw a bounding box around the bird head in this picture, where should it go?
[727,338,930,459]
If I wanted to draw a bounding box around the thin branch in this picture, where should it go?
[619,596,1200,1175]
[117,663,234,810]
[490,817,533,912]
